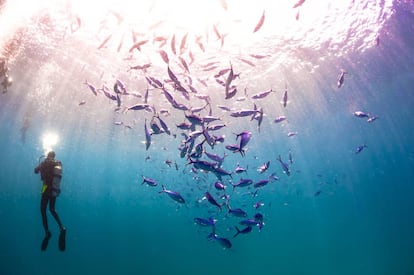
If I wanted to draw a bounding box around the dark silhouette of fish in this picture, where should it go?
[159,185,185,204]
[207,233,232,249]
[253,10,265,33]
[233,226,252,238]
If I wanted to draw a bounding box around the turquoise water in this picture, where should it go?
[1,1,414,274]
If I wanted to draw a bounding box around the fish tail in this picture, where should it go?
[233,226,240,238]
[158,185,166,193]
[225,202,231,212]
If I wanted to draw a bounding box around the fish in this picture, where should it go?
[170,34,176,55]
[207,233,232,249]
[293,0,306,8]
[253,179,270,188]
[157,114,171,135]
[167,66,180,84]
[274,116,287,123]
[202,115,221,123]
[277,155,291,176]
[314,190,322,197]
[125,103,150,111]
[204,151,227,164]
[257,161,270,173]
[239,58,255,67]
[367,116,379,123]
[227,206,248,218]
[226,87,238,100]
[149,117,162,135]
[128,40,148,52]
[225,63,234,99]
[144,119,151,150]
[251,89,274,99]
[215,68,231,78]
[186,113,204,125]
[117,32,125,52]
[230,109,258,118]
[253,10,265,33]
[142,176,157,187]
[205,192,222,211]
[158,185,185,204]
[83,80,99,96]
[375,35,380,46]
[226,144,240,153]
[234,164,248,174]
[353,111,369,118]
[232,178,253,189]
[159,50,169,64]
[254,107,264,132]
[179,56,190,73]
[146,76,163,89]
[159,185,185,204]
[254,213,264,223]
[70,15,81,33]
[218,105,233,112]
[214,181,226,191]
[196,38,205,52]
[337,70,347,88]
[188,159,217,173]
[233,226,252,238]
[355,144,367,154]
[176,122,192,130]
[239,219,259,227]
[128,63,151,71]
[180,33,188,54]
[253,201,264,209]
[282,88,288,108]
[250,54,271,59]
[213,24,222,40]
[100,85,117,101]
[235,131,251,156]
[98,34,112,49]
[194,217,216,227]
[207,124,227,131]
[116,79,127,94]
[213,167,233,180]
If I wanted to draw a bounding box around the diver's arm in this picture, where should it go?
[34,162,43,174]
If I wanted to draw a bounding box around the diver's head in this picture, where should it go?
[47,151,55,159]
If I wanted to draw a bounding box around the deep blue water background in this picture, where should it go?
[1,2,414,275]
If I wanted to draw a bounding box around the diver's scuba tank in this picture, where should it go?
[51,161,62,197]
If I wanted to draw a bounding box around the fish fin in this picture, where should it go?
[233,226,240,238]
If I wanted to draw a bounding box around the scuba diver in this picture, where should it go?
[34,151,66,251]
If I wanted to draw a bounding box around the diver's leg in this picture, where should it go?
[49,197,64,230]
[40,194,51,251]
[40,194,49,234]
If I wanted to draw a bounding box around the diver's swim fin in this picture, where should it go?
[58,228,66,252]
[41,231,52,251]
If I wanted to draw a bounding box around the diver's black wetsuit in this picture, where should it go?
[34,157,64,234]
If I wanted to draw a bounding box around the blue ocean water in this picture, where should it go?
[1,1,414,274]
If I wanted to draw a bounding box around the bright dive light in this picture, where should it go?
[42,132,59,155]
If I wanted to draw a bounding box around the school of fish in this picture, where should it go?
[72,0,380,250]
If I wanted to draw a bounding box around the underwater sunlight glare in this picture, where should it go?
[41,131,58,155]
